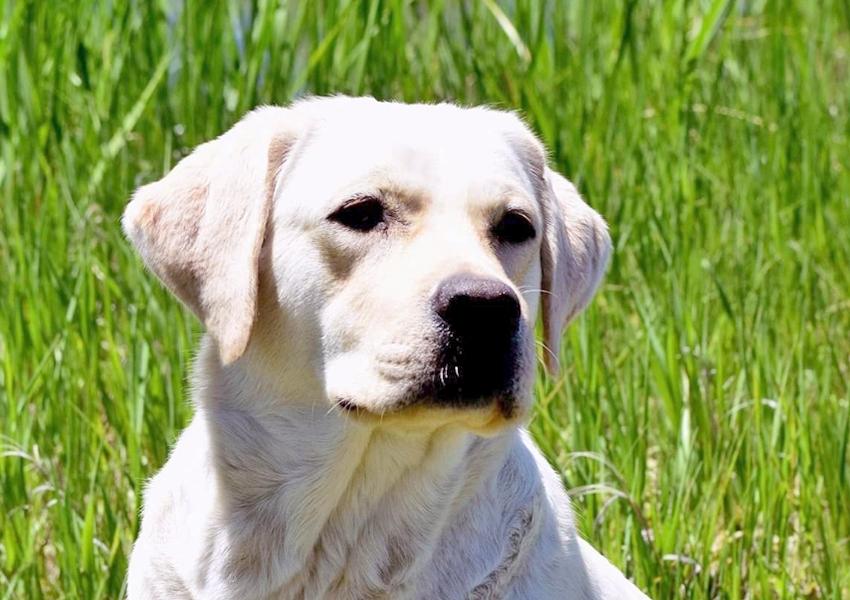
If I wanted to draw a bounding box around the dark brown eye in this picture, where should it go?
[329,197,385,232]
[493,210,536,244]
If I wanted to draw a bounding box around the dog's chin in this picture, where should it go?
[333,389,531,436]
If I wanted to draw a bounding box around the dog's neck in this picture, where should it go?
[194,340,517,597]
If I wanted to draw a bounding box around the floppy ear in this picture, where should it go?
[122,106,302,365]
[540,170,612,375]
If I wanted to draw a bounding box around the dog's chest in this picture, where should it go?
[263,481,537,600]
[138,413,547,599]
[212,425,477,599]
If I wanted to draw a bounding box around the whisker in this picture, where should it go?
[534,338,559,366]
[517,287,556,297]
[534,352,548,371]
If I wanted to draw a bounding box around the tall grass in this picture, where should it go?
[1,1,848,597]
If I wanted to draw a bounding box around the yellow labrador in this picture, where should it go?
[123,97,649,599]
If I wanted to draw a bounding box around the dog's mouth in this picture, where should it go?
[335,391,518,419]
[333,392,526,436]
[336,350,521,417]
[331,326,532,431]
[333,357,526,431]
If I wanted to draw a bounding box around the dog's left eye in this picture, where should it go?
[493,210,536,244]
[329,197,386,232]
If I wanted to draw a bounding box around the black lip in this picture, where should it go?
[417,325,520,412]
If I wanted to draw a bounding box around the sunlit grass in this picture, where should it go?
[1,1,848,597]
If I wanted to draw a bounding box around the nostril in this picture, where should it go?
[441,292,519,331]
[433,275,521,338]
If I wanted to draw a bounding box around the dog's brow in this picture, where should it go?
[480,183,537,212]
[376,179,429,211]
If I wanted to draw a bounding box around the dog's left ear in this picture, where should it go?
[122,107,303,365]
[540,170,612,375]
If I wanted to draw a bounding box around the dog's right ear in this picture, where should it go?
[122,107,304,365]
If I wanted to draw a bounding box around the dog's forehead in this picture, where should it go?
[281,101,539,216]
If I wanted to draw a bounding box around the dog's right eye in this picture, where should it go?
[328,197,386,232]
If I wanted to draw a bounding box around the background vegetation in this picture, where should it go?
[1,0,848,597]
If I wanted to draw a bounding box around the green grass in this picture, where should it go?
[1,0,848,597]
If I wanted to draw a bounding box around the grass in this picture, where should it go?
[1,0,848,597]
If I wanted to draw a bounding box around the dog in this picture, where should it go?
[123,96,649,599]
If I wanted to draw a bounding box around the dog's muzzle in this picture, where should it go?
[426,273,521,408]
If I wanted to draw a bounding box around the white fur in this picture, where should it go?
[124,97,649,599]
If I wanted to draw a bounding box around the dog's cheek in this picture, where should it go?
[518,252,543,327]
[252,229,334,370]
[517,325,538,396]
[314,229,367,285]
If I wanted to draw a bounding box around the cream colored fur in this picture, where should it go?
[123,96,649,599]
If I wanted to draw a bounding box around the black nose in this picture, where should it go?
[428,275,522,407]
[432,275,521,341]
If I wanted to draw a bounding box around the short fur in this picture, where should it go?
[124,96,648,599]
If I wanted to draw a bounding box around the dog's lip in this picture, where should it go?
[331,395,528,437]
[335,398,361,412]
[334,397,393,418]
[334,392,519,420]
[333,397,409,417]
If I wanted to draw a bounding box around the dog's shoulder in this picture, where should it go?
[509,432,650,599]
[128,417,221,599]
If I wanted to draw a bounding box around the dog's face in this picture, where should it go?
[123,97,610,433]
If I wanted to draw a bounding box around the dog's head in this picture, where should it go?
[123,97,610,434]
